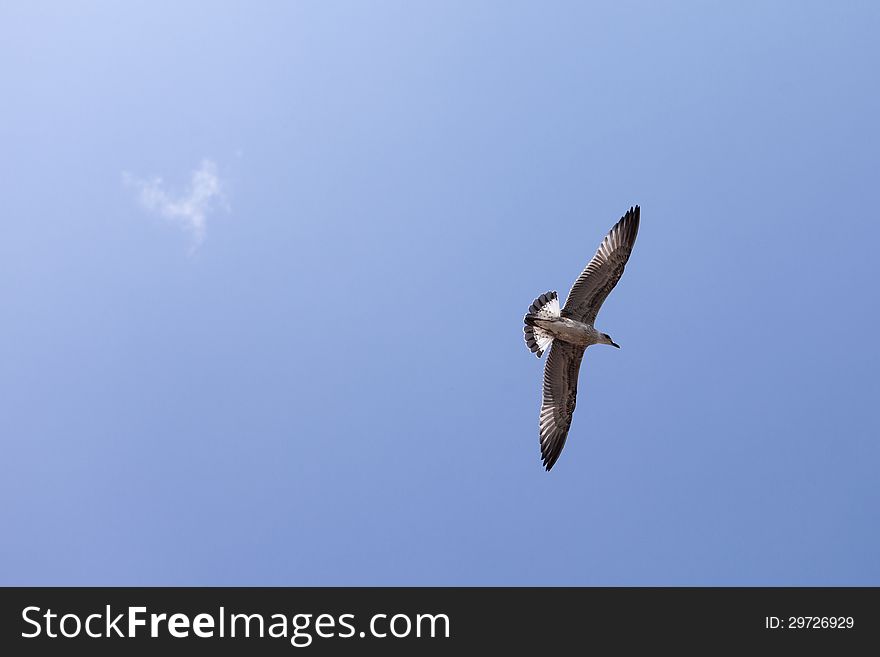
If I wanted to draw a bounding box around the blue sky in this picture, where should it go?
[2,1,878,585]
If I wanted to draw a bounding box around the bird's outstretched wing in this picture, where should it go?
[539,340,586,471]
[562,206,640,324]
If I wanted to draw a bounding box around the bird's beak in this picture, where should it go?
[610,341,620,349]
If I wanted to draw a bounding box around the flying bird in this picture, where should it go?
[523,206,640,471]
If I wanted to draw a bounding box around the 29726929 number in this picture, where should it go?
[765,616,854,629]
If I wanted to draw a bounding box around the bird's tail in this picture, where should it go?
[523,290,559,357]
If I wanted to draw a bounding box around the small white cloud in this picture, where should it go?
[124,159,226,250]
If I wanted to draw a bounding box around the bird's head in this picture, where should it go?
[600,333,620,349]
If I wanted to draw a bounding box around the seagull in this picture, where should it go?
[523,206,640,471]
